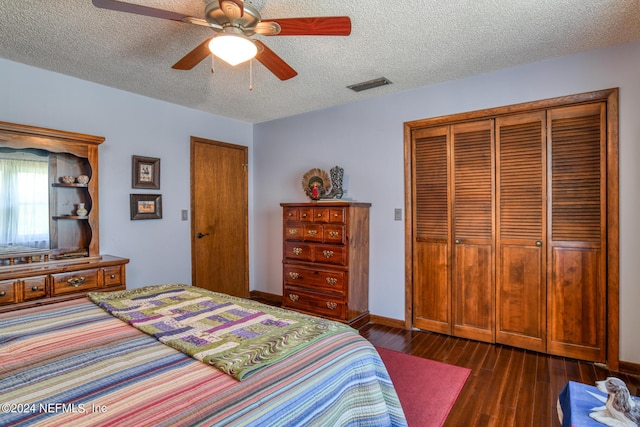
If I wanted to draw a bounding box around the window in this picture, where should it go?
[0,154,49,248]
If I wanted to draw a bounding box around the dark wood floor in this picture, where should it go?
[360,323,640,427]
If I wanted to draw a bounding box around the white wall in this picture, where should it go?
[0,58,253,288]
[253,39,640,364]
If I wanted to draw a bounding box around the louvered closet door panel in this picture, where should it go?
[412,126,451,334]
[547,103,606,362]
[451,120,495,342]
[495,112,547,352]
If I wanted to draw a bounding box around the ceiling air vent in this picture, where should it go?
[347,77,392,92]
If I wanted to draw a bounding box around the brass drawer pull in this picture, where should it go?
[0,291,5,297]
[31,286,40,291]
[308,230,318,236]
[289,272,300,280]
[301,213,307,218]
[326,277,338,285]
[288,212,293,217]
[288,229,298,235]
[322,250,334,258]
[328,231,339,238]
[110,274,116,279]
[293,247,303,255]
[289,294,299,302]
[317,213,322,217]
[326,302,337,310]
[67,276,86,287]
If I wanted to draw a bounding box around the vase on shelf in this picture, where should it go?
[76,203,88,217]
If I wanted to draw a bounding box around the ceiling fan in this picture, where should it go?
[92,0,352,81]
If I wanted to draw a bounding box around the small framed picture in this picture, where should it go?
[130,194,162,220]
[132,155,160,189]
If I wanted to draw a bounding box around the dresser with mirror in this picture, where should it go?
[0,121,128,312]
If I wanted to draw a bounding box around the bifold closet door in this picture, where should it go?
[495,112,547,352]
[451,120,495,343]
[411,126,451,334]
[546,103,607,362]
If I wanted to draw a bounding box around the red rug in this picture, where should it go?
[376,347,471,427]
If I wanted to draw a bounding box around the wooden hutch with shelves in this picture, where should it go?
[0,121,129,312]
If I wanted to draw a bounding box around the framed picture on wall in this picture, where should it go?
[132,155,160,189]
[130,194,162,220]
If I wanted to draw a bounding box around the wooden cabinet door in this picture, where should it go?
[546,103,606,362]
[411,126,451,334]
[495,112,547,351]
[451,120,495,342]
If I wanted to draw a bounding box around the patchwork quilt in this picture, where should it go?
[0,296,407,426]
[88,284,352,380]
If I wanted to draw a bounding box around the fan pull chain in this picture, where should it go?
[249,59,253,91]
[211,55,215,73]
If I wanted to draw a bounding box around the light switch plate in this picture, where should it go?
[394,208,402,221]
[181,210,188,221]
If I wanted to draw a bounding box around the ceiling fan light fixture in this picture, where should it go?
[208,32,257,66]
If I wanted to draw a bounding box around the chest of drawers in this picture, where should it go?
[281,202,370,328]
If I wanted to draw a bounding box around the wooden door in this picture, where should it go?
[451,120,495,342]
[411,126,451,334]
[191,137,249,297]
[495,111,547,351]
[546,103,606,362]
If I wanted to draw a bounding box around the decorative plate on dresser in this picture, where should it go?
[280,201,371,328]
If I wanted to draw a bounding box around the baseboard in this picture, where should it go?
[249,290,281,306]
[619,360,640,375]
[369,314,407,329]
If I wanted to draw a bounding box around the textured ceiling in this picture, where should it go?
[1,0,639,123]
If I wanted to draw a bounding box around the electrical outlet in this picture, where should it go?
[181,210,188,221]
[394,208,402,221]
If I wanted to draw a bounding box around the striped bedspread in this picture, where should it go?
[0,297,407,426]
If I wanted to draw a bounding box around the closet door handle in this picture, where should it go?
[454,239,461,244]
[536,241,543,247]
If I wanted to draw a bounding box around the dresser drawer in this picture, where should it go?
[22,276,47,300]
[303,224,324,242]
[283,265,346,294]
[324,225,345,244]
[284,242,314,262]
[102,266,124,287]
[283,207,299,222]
[312,208,329,222]
[328,208,345,223]
[283,224,303,241]
[0,280,17,305]
[283,288,346,321]
[299,208,313,222]
[52,268,99,295]
[312,245,346,266]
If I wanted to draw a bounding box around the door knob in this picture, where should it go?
[197,232,210,239]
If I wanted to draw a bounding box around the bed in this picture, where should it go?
[0,284,406,426]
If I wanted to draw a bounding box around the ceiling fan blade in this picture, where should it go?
[172,39,212,70]
[92,0,190,22]
[261,17,351,36]
[219,0,244,18]
[254,40,297,81]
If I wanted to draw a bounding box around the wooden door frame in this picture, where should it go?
[190,136,249,296]
[403,88,620,369]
